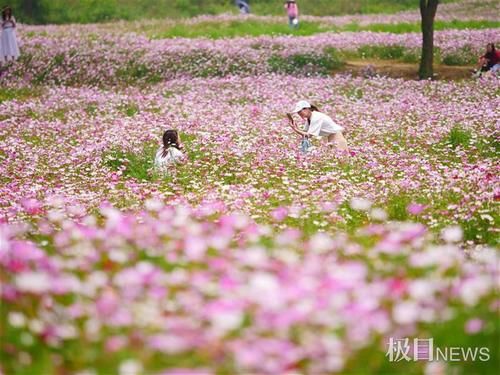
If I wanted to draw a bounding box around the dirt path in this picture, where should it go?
[339,59,474,81]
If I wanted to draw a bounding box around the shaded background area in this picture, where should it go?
[4,0,457,24]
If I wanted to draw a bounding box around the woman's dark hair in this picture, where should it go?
[484,43,496,61]
[161,129,180,157]
[2,7,12,20]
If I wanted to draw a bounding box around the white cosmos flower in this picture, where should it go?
[15,272,51,294]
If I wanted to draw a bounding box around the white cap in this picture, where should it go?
[292,100,311,113]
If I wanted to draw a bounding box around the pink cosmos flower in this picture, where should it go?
[407,203,425,215]
[158,370,213,375]
[441,226,463,243]
[105,335,128,352]
[271,206,288,222]
[21,198,44,215]
[465,318,484,334]
[96,289,119,317]
[184,236,208,261]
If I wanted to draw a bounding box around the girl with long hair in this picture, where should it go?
[1,6,20,62]
[476,43,500,75]
[154,129,185,173]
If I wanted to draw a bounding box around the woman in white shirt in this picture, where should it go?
[1,6,20,62]
[287,100,349,151]
[154,129,185,174]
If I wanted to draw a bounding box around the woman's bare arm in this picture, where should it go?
[290,124,308,137]
[286,113,308,136]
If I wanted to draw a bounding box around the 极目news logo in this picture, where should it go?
[386,338,490,362]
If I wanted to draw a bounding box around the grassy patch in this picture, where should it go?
[475,135,500,159]
[444,126,473,149]
[104,143,157,181]
[441,45,477,66]
[268,50,344,75]
[47,108,68,122]
[386,194,413,221]
[340,45,422,64]
[0,87,43,103]
[145,18,498,41]
[85,102,99,116]
[335,200,371,234]
[346,19,500,34]
[26,108,41,120]
[356,45,412,61]
[382,190,497,246]
[22,134,45,147]
[116,61,162,84]
[118,103,140,117]
[461,210,499,246]
[432,126,499,164]
[342,86,364,100]
[150,20,327,39]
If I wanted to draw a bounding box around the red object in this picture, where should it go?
[492,50,500,65]
[482,50,500,67]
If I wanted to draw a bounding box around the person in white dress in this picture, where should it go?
[286,100,349,151]
[1,6,20,63]
[154,129,185,174]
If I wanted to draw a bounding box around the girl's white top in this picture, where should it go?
[305,111,344,137]
[0,16,20,60]
[154,147,184,173]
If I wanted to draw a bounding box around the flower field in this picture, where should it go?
[0,9,499,375]
[2,28,498,86]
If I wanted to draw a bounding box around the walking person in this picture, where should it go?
[235,0,250,14]
[284,0,299,29]
[1,6,20,63]
[286,101,349,152]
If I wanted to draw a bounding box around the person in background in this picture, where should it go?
[286,100,349,152]
[154,129,185,174]
[473,43,500,77]
[284,0,299,29]
[1,6,20,63]
[235,0,250,14]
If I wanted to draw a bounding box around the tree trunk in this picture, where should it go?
[419,0,439,80]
